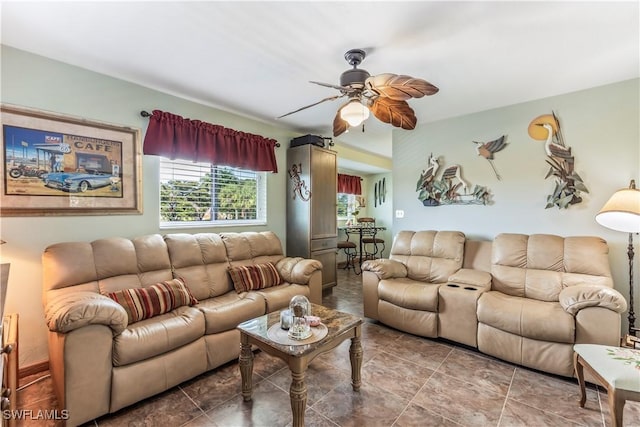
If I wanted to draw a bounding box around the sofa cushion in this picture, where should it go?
[478,291,575,343]
[491,234,613,301]
[253,283,311,312]
[228,262,282,293]
[378,278,440,312]
[221,231,285,266]
[196,291,266,334]
[164,233,232,300]
[112,305,205,366]
[389,230,465,283]
[93,235,174,295]
[107,278,198,324]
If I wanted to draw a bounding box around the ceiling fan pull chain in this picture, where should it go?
[362,122,365,133]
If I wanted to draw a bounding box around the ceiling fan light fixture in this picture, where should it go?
[340,99,370,127]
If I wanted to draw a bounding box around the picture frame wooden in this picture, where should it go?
[0,104,142,216]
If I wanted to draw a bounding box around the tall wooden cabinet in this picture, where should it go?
[286,144,337,290]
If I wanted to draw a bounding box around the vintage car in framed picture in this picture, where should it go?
[0,104,142,216]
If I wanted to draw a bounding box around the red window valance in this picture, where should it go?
[143,110,278,172]
[338,173,362,195]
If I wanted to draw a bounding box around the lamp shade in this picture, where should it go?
[595,183,640,233]
[340,99,370,127]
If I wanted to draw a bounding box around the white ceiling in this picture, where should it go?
[1,1,638,170]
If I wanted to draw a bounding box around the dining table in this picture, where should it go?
[338,225,387,264]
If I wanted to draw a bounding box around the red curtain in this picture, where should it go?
[338,173,362,195]
[143,110,279,172]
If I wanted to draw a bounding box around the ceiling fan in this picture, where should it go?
[277,48,439,137]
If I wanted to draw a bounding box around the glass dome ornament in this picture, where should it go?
[288,295,312,340]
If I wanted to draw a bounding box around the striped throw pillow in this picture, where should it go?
[228,262,282,293]
[107,278,198,324]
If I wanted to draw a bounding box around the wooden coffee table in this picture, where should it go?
[237,303,363,427]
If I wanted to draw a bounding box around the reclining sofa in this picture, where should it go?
[362,230,627,377]
[42,231,322,426]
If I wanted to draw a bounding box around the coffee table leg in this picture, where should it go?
[290,363,307,427]
[349,328,363,391]
[239,334,254,402]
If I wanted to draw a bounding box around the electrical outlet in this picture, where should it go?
[395,209,404,218]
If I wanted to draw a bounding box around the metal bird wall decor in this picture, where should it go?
[473,135,508,180]
[277,49,439,137]
[416,153,491,206]
[527,111,588,209]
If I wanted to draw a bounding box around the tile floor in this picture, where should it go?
[16,269,640,426]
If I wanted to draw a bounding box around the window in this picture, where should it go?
[337,193,358,219]
[159,157,266,228]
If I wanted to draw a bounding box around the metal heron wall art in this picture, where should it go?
[528,111,588,209]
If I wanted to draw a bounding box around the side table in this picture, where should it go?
[574,344,640,427]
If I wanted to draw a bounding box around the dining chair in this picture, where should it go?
[357,217,386,260]
[337,228,360,274]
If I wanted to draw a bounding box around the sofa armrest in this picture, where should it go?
[275,257,322,285]
[361,259,408,280]
[559,285,628,316]
[448,268,492,289]
[45,291,128,335]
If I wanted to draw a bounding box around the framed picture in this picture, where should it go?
[1,104,142,216]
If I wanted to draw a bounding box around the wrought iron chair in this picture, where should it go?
[337,228,360,274]
[357,217,386,260]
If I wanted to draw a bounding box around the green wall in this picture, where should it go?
[392,78,640,332]
[0,46,299,366]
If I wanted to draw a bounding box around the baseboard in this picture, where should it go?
[19,360,49,379]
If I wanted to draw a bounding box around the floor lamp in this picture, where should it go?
[595,180,640,336]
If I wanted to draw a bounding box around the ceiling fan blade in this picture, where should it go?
[365,73,439,101]
[310,81,349,91]
[369,98,417,130]
[333,107,348,137]
[276,94,344,119]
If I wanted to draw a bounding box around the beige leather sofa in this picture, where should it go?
[42,231,322,426]
[362,230,627,377]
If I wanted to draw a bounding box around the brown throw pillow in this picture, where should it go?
[228,262,282,293]
[107,278,198,324]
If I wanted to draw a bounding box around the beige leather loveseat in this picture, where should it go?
[42,231,322,426]
[362,230,627,377]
